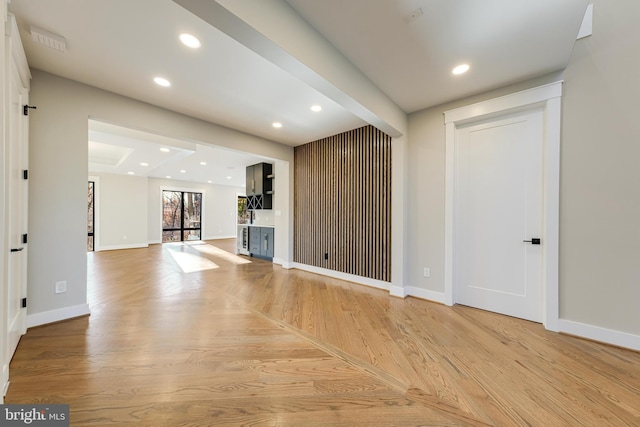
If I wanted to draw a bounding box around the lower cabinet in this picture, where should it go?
[248,226,274,260]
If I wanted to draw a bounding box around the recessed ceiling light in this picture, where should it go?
[160,147,170,152]
[127,171,135,175]
[272,122,282,128]
[200,161,207,166]
[207,180,212,183]
[226,176,232,179]
[180,170,186,173]
[311,105,322,112]
[179,33,201,49]
[166,175,171,179]
[140,162,149,166]
[154,77,171,87]
[452,64,470,75]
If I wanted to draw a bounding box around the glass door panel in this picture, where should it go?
[162,190,202,242]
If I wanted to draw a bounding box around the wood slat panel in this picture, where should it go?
[294,125,392,281]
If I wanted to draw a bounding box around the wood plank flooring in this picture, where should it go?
[6,239,640,426]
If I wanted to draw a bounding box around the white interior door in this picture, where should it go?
[5,59,28,365]
[454,108,543,322]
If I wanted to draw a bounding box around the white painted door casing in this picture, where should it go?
[444,82,562,331]
[2,13,31,400]
[454,109,544,322]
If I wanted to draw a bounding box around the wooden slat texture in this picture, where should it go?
[294,125,392,281]
[6,240,640,426]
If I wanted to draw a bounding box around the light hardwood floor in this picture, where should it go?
[6,239,640,426]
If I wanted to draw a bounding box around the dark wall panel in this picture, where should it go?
[294,125,391,282]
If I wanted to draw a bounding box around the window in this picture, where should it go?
[162,190,202,242]
[237,195,251,224]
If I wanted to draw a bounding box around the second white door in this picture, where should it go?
[454,108,543,323]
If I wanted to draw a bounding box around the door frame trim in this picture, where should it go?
[443,81,562,331]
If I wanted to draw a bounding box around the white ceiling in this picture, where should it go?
[8,0,589,185]
[88,120,266,187]
[286,0,589,112]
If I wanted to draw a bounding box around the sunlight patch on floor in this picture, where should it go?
[166,245,219,273]
[192,243,252,265]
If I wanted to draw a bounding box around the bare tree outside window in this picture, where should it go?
[237,196,250,224]
[162,190,202,242]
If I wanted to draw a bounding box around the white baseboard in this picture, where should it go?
[291,263,390,291]
[27,304,91,328]
[97,243,149,251]
[203,235,237,240]
[2,363,8,400]
[148,240,162,245]
[558,319,640,352]
[389,286,407,298]
[404,286,447,304]
[273,258,293,269]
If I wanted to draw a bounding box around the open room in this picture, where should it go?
[2,1,639,425]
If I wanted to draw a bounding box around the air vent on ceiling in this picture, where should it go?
[31,26,66,52]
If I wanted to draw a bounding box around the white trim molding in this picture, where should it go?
[99,243,149,251]
[273,258,292,269]
[27,304,91,328]
[558,319,640,352]
[404,287,447,304]
[389,286,408,298]
[444,81,563,331]
[203,235,237,241]
[292,263,390,292]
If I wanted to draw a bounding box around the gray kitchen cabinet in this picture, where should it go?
[248,226,274,260]
[246,162,273,210]
[249,226,262,255]
[262,227,274,258]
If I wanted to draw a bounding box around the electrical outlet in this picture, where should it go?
[55,280,67,294]
[423,268,431,278]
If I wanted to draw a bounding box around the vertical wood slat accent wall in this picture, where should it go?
[294,125,392,282]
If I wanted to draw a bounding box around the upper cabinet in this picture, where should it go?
[246,162,273,210]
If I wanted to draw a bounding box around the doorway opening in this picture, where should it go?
[444,82,562,330]
[88,181,95,251]
[162,190,202,242]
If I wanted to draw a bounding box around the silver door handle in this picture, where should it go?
[11,247,24,252]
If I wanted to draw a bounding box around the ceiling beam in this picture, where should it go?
[174,0,406,138]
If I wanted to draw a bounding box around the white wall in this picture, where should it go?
[559,0,640,336]
[27,70,293,325]
[406,0,640,343]
[93,173,148,250]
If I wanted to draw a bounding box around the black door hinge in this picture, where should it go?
[23,105,37,116]
[21,297,27,308]
[23,170,28,180]
[22,234,28,244]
